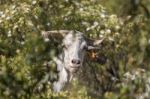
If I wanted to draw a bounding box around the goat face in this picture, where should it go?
[42,30,104,73]
[62,31,87,73]
[42,30,104,92]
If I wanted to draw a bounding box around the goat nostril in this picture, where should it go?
[72,59,80,65]
[76,60,80,64]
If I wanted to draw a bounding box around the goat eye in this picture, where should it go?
[63,45,67,49]
[62,44,66,49]
[63,44,70,49]
[83,45,88,50]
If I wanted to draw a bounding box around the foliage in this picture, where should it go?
[0,0,150,99]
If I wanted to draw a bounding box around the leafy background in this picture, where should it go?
[0,0,150,99]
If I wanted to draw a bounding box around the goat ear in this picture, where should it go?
[86,46,100,50]
[93,38,104,46]
[85,38,104,50]
[85,37,104,45]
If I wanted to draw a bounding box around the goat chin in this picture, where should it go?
[69,67,79,73]
[65,65,80,73]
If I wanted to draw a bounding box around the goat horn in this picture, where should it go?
[41,30,72,37]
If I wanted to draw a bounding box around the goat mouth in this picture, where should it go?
[69,65,80,71]
[70,65,80,69]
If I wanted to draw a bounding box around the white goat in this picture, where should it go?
[42,30,103,92]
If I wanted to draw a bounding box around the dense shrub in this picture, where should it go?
[0,0,150,98]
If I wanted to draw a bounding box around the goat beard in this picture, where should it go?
[69,67,79,73]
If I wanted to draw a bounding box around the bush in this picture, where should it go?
[0,0,150,98]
